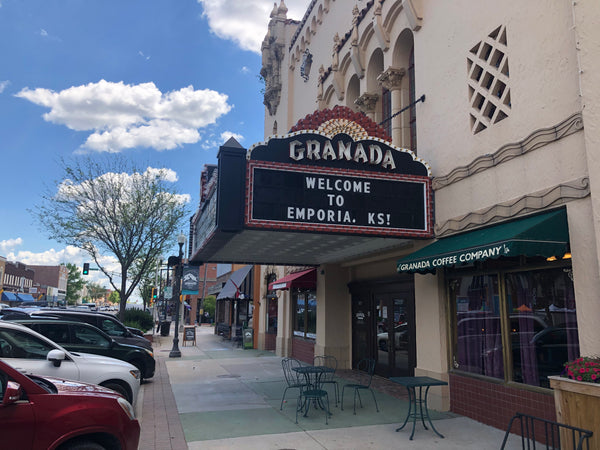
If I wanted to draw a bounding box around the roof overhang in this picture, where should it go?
[397,209,569,274]
[190,111,433,267]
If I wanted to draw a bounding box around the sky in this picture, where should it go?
[0,0,310,288]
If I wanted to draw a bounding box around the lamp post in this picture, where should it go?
[169,233,186,358]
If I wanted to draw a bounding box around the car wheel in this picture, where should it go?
[100,381,132,404]
[130,359,145,380]
[60,439,105,450]
[378,340,388,352]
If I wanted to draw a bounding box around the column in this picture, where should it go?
[377,67,407,146]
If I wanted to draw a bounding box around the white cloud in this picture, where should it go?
[197,0,311,54]
[8,246,120,286]
[241,66,250,74]
[221,131,243,142]
[0,237,23,253]
[57,166,192,208]
[16,80,232,153]
[40,29,48,37]
[0,80,9,93]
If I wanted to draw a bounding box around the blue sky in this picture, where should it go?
[0,0,309,284]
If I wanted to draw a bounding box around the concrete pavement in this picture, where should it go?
[137,325,522,449]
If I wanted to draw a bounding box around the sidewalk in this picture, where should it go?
[138,325,521,449]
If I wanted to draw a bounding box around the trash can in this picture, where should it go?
[242,328,254,349]
[160,321,171,337]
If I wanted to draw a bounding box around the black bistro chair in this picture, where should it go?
[313,355,339,406]
[341,358,380,414]
[280,358,307,410]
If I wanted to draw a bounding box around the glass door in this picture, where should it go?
[352,295,375,363]
[374,292,415,377]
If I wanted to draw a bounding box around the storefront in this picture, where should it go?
[397,208,576,426]
[269,268,317,363]
[214,265,254,341]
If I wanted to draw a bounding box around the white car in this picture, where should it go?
[0,321,140,407]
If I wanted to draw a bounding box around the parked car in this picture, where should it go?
[0,358,140,450]
[16,319,155,379]
[1,308,153,351]
[377,322,408,352]
[0,321,141,406]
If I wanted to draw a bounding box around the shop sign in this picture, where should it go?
[246,131,432,237]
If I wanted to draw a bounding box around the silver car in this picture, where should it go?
[0,321,140,407]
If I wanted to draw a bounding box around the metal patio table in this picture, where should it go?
[292,365,334,415]
[390,376,448,440]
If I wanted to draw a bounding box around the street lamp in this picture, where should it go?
[169,233,186,358]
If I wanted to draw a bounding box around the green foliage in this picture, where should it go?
[65,263,85,305]
[86,281,106,301]
[123,308,154,333]
[107,291,120,304]
[203,295,216,318]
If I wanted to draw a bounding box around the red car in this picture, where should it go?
[0,359,140,450]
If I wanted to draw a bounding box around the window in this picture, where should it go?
[100,319,126,337]
[381,88,391,138]
[35,323,69,344]
[72,324,110,348]
[449,265,579,388]
[293,290,316,339]
[451,274,504,380]
[0,329,55,359]
[505,268,579,387]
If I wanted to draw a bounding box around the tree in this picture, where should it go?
[107,291,120,304]
[136,257,160,310]
[65,263,85,305]
[203,295,216,319]
[35,157,188,321]
[86,281,107,303]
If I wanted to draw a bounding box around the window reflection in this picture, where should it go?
[450,267,579,388]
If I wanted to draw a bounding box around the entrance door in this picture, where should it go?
[374,291,415,377]
[351,295,375,363]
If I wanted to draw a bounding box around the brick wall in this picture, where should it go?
[450,373,556,431]
[291,337,314,364]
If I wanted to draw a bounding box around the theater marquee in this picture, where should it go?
[246,121,433,238]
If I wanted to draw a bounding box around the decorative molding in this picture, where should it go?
[435,177,590,237]
[373,0,390,50]
[377,67,406,91]
[433,112,584,190]
[354,92,379,114]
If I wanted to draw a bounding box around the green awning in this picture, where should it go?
[397,209,569,274]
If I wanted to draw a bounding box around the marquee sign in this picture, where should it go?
[246,115,433,238]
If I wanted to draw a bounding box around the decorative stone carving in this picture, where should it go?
[373,0,389,50]
[260,2,288,116]
[435,177,590,237]
[377,67,406,91]
[354,93,379,114]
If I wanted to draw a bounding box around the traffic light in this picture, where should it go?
[151,288,157,300]
[82,263,89,275]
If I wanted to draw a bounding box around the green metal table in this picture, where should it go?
[390,376,448,440]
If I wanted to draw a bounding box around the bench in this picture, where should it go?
[501,412,593,450]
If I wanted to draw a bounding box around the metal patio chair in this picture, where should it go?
[280,358,308,410]
[501,412,593,450]
[313,355,339,406]
[341,358,380,415]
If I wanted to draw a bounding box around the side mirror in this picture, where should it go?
[47,349,66,367]
[2,381,22,406]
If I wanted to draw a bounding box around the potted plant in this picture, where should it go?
[549,357,600,448]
